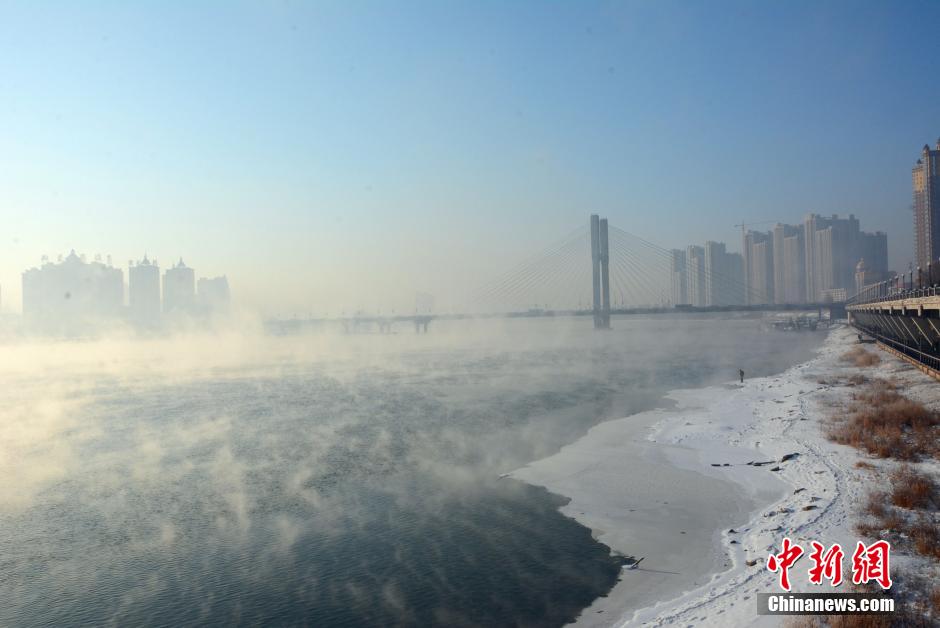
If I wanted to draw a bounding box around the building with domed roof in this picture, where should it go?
[163,258,196,314]
[853,254,894,299]
[22,250,123,333]
[854,258,869,298]
[129,255,161,325]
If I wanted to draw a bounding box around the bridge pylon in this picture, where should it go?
[591,214,611,329]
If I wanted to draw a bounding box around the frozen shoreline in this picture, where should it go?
[511,324,931,626]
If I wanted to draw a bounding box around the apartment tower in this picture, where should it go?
[913,139,940,271]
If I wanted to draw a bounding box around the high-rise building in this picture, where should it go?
[669,249,688,305]
[803,213,861,302]
[773,224,801,304]
[859,231,888,276]
[704,240,744,306]
[813,227,835,299]
[22,250,123,333]
[781,231,805,304]
[744,231,773,304]
[163,258,196,314]
[913,140,940,271]
[129,255,161,325]
[703,241,724,306]
[679,214,881,307]
[803,214,828,302]
[812,215,859,300]
[749,238,774,305]
[742,229,751,305]
[727,252,745,305]
[686,245,706,307]
[197,276,231,315]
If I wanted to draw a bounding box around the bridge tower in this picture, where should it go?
[590,214,611,329]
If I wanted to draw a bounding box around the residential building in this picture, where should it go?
[129,255,161,325]
[744,230,773,305]
[859,231,888,276]
[781,231,805,304]
[197,276,231,316]
[686,245,706,307]
[750,238,774,305]
[669,249,688,305]
[22,250,123,333]
[914,139,940,271]
[773,224,801,304]
[803,213,861,302]
[164,258,196,314]
[812,216,860,300]
[704,241,744,306]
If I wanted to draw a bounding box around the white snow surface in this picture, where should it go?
[511,324,940,627]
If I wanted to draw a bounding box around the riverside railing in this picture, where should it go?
[848,259,940,306]
[851,325,940,374]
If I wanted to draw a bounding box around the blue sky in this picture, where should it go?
[1,1,939,314]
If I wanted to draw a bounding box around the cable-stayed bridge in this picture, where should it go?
[472,216,732,322]
[465,214,836,326]
[268,215,841,335]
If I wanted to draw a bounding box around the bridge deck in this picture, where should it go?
[848,293,940,377]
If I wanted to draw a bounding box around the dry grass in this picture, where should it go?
[911,516,940,560]
[815,377,940,628]
[827,380,940,461]
[858,506,940,561]
[829,582,933,626]
[890,466,938,510]
[864,491,889,518]
[856,505,906,538]
[841,346,882,367]
[818,373,871,387]
[856,469,940,563]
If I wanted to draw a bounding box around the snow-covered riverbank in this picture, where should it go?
[513,324,939,626]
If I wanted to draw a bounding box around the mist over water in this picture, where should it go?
[0,314,822,627]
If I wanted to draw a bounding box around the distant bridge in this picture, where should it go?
[463,214,844,326]
[269,215,847,334]
[266,314,434,336]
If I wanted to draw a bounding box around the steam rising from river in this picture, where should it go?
[0,315,823,626]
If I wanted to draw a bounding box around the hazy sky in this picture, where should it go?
[2,0,939,315]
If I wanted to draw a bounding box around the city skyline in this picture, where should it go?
[0,152,927,318]
[1,2,939,315]
[669,211,891,307]
[21,250,230,333]
[0,192,919,317]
